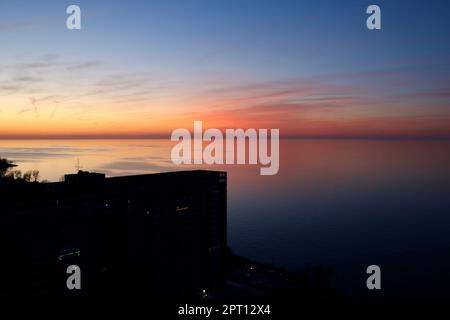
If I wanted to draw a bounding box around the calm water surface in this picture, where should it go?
[1,139,450,298]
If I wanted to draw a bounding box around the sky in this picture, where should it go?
[0,0,450,138]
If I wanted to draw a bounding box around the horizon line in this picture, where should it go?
[0,134,449,141]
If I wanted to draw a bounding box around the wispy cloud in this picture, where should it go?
[0,22,33,33]
[66,61,103,71]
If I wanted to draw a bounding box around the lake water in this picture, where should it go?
[1,139,450,299]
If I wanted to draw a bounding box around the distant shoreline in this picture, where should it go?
[0,158,17,169]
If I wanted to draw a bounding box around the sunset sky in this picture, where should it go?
[1,0,450,138]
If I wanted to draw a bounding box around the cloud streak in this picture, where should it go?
[0,22,33,33]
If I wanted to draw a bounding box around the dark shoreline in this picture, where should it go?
[0,158,17,169]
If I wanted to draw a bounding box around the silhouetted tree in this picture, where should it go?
[32,170,40,182]
[0,158,16,178]
[23,171,32,182]
[8,170,22,180]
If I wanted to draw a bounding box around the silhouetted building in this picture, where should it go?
[0,170,227,302]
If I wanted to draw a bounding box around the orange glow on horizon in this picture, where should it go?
[1,82,449,139]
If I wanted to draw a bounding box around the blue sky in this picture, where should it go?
[1,0,450,137]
